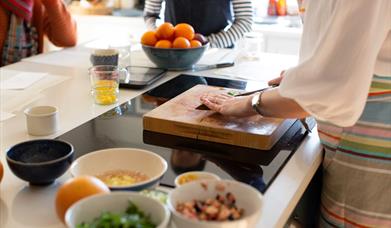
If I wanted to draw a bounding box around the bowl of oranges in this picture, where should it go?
[141,23,209,71]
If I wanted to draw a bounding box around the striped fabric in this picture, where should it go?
[0,0,33,20]
[143,0,253,48]
[318,75,391,227]
[1,14,38,65]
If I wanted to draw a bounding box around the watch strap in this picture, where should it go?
[252,91,265,116]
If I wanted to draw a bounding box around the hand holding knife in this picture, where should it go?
[196,85,312,132]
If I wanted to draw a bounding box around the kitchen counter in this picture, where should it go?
[0,16,323,228]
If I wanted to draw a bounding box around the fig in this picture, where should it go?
[194,33,208,45]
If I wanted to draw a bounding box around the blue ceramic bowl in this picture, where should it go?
[6,139,74,185]
[142,43,209,70]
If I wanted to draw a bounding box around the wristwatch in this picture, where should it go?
[251,91,264,116]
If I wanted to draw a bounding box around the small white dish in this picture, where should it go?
[24,106,58,136]
[70,148,167,191]
[174,171,220,187]
[168,180,263,228]
[65,192,170,228]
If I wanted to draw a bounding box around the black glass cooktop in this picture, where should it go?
[57,74,310,193]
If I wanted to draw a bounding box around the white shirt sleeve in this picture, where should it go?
[279,0,391,127]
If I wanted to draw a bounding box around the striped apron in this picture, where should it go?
[318,75,391,227]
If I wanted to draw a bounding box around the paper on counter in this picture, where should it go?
[0,111,15,122]
[23,51,91,68]
[0,69,69,113]
[198,48,239,65]
[1,72,46,90]
[215,53,298,82]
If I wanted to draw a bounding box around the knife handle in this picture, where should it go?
[216,62,235,68]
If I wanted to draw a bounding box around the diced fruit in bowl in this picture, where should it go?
[70,148,168,191]
[176,192,244,221]
[174,171,221,187]
[168,180,263,228]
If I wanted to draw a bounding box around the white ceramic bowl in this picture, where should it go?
[65,192,170,228]
[70,148,167,191]
[168,180,263,228]
[174,171,221,187]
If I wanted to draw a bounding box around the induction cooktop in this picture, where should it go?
[57,74,311,193]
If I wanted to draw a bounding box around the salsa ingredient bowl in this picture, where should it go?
[142,43,209,71]
[174,171,220,187]
[65,192,170,228]
[168,180,263,228]
[6,139,74,185]
[70,148,167,191]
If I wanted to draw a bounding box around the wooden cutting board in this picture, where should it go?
[143,85,295,150]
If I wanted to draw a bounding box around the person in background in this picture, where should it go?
[200,0,391,227]
[143,0,253,48]
[0,0,77,66]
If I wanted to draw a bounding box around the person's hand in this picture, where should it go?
[200,93,256,117]
[268,70,285,86]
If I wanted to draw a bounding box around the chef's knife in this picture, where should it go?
[192,62,234,72]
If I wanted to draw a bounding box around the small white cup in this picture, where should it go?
[24,106,58,136]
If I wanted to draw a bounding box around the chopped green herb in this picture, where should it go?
[227,91,239,96]
[76,201,156,228]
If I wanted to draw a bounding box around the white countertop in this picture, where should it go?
[0,16,322,228]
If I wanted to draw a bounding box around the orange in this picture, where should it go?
[0,161,3,183]
[173,37,191,49]
[174,23,195,40]
[156,22,175,40]
[141,31,158,46]
[155,40,172,48]
[55,176,110,222]
[190,40,202,48]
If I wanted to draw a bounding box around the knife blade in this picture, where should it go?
[192,62,234,72]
